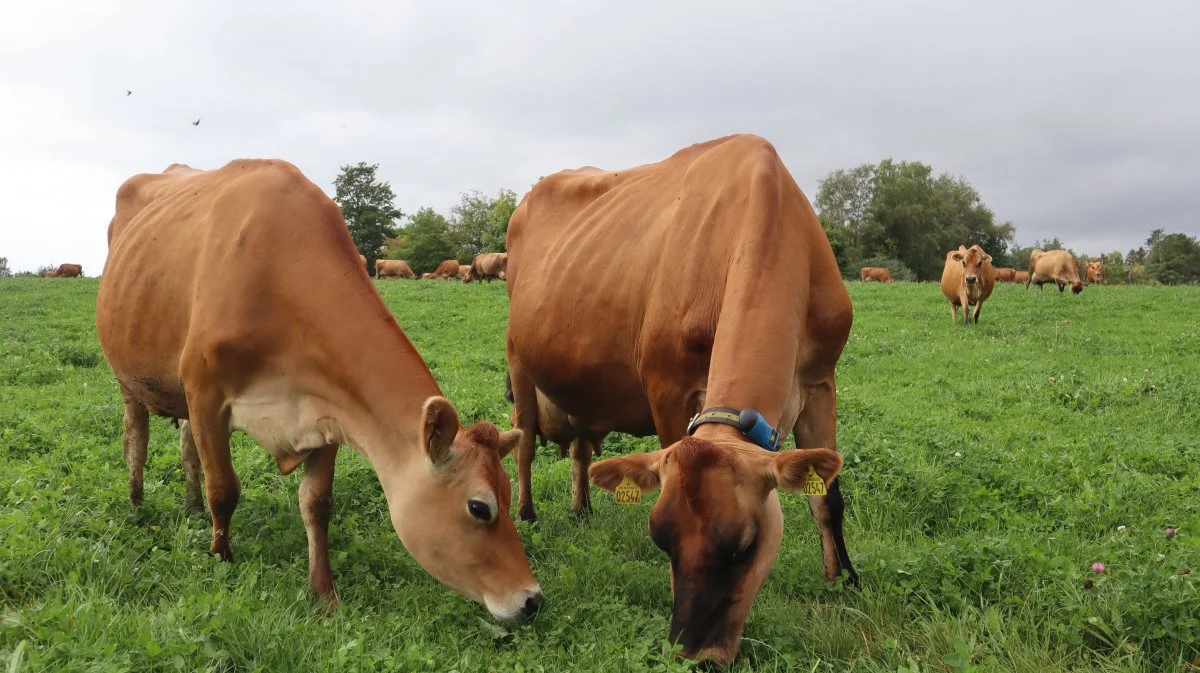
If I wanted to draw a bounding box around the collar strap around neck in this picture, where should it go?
[686,406,781,452]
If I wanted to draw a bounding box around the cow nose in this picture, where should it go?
[965,275,978,285]
[523,591,544,617]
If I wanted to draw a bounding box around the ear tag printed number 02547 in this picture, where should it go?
[614,476,642,505]
[800,466,827,496]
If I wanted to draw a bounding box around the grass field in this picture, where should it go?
[1,277,1198,672]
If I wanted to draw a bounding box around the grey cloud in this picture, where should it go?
[1,0,1197,273]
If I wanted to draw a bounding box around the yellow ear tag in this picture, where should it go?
[614,476,642,505]
[800,466,828,496]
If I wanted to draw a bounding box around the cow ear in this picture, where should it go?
[590,450,665,493]
[421,396,460,467]
[983,254,993,264]
[771,448,843,493]
[496,429,522,459]
[951,252,964,262]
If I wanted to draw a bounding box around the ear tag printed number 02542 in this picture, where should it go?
[614,476,642,505]
[800,466,827,496]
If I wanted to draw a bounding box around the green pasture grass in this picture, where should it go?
[1,277,1197,672]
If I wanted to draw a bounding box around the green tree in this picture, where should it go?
[482,189,518,253]
[1146,232,1200,285]
[332,162,403,271]
[396,207,455,274]
[449,188,519,258]
[814,164,876,268]
[815,159,1015,280]
[0,257,10,278]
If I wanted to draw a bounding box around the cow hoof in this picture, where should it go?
[129,480,143,506]
[314,590,340,615]
[210,543,233,562]
[570,503,593,519]
[518,506,538,523]
[185,499,206,517]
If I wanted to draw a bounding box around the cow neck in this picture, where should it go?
[324,305,446,486]
[693,275,801,439]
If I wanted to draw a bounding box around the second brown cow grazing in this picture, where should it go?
[859,266,893,282]
[992,267,1016,282]
[44,263,83,278]
[466,252,508,283]
[1028,249,1084,294]
[505,134,852,665]
[1014,270,1030,284]
[96,159,541,622]
[375,259,416,279]
[1086,261,1106,285]
[432,259,461,279]
[940,245,996,325]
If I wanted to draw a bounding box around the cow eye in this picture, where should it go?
[467,499,492,522]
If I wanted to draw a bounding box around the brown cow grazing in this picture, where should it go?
[432,259,460,279]
[1013,270,1031,284]
[45,263,83,278]
[992,267,1016,282]
[859,266,893,283]
[1028,249,1084,294]
[940,245,996,325]
[456,265,471,280]
[96,159,542,622]
[466,252,508,283]
[375,259,416,279]
[505,135,851,665]
[1086,261,1106,285]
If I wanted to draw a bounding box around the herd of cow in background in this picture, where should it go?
[862,247,1104,325]
[25,133,1129,666]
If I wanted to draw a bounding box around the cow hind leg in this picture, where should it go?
[300,445,339,611]
[178,420,205,515]
[793,379,857,585]
[185,393,240,561]
[120,386,149,506]
[569,436,595,516]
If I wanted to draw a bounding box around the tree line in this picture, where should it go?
[5,160,1193,282]
[334,162,516,275]
[326,160,1200,285]
[815,159,1200,285]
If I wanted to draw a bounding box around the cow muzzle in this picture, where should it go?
[965,275,978,285]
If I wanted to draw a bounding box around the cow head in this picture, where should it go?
[389,397,543,624]
[950,246,991,285]
[589,437,843,665]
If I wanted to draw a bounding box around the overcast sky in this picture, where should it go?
[2,1,1197,274]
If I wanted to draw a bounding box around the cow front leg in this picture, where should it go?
[185,393,239,561]
[300,445,339,611]
[793,378,857,585]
